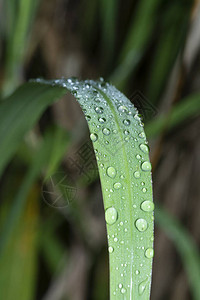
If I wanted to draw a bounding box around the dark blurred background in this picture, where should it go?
[0,0,200,299]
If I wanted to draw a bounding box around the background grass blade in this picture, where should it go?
[0,83,66,177]
[156,206,200,300]
[0,183,39,300]
[145,92,200,138]
[0,126,70,257]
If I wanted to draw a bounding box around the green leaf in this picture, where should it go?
[0,184,39,300]
[0,126,70,257]
[156,206,200,300]
[0,83,66,177]
[146,92,200,138]
[1,78,154,299]
[32,78,154,299]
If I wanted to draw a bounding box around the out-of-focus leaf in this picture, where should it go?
[0,83,66,177]
[3,0,39,95]
[0,126,70,257]
[147,1,193,103]
[0,184,39,300]
[110,0,160,88]
[156,206,200,300]
[146,93,200,138]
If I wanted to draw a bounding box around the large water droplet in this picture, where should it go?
[124,130,130,135]
[123,119,131,126]
[95,106,104,114]
[138,278,148,295]
[141,200,154,212]
[90,133,98,142]
[145,248,154,259]
[134,171,141,178]
[139,144,149,153]
[105,207,118,225]
[107,166,116,178]
[114,182,122,190]
[135,218,148,232]
[86,115,91,121]
[141,161,152,171]
[121,288,127,294]
[142,187,147,193]
[103,128,111,135]
[108,246,114,253]
[118,105,128,113]
[98,117,106,123]
[138,132,145,139]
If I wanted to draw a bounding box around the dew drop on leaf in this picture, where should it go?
[138,278,148,295]
[105,207,118,225]
[136,154,142,160]
[141,200,154,212]
[107,166,117,178]
[118,105,128,113]
[121,288,127,294]
[135,218,148,232]
[124,130,130,135]
[138,132,145,138]
[90,133,98,142]
[145,248,154,258]
[95,106,104,114]
[139,143,149,153]
[108,246,114,253]
[134,171,141,178]
[123,119,131,126]
[113,182,122,189]
[141,161,152,171]
[98,117,106,123]
[103,128,111,135]
[86,115,91,121]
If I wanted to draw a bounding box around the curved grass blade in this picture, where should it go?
[156,206,200,300]
[33,78,154,299]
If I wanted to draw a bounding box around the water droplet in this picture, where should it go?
[123,119,131,126]
[141,200,154,212]
[114,237,118,242]
[141,161,152,172]
[124,130,130,135]
[98,117,106,123]
[107,166,116,178]
[135,270,140,275]
[90,133,98,142]
[86,115,91,121]
[145,248,154,258]
[105,207,118,225]
[95,106,104,114]
[135,218,148,232]
[138,132,145,138]
[121,288,127,294]
[138,278,148,295]
[134,171,141,178]
[136,154,142,160]
[113,182,122,190]
[139,144,149,153]
[108,246,114,253]
[118,105,128,113]
[142,187,147,193]
[119,283,123,289]
[103,128,110,135]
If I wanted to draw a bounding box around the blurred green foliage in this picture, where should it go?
[0,0,200,299]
